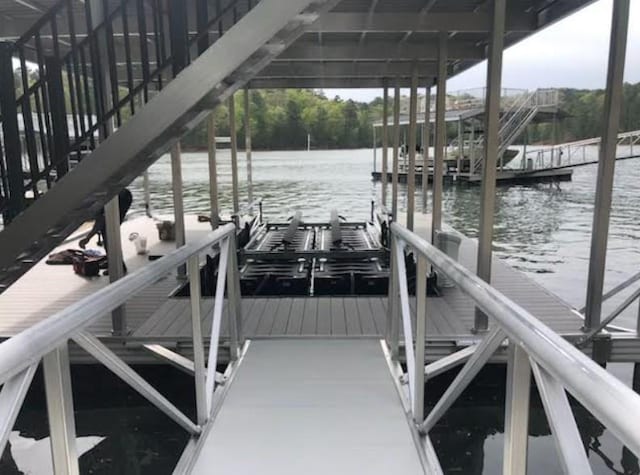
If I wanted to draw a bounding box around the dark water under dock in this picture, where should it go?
[4,148,640,474]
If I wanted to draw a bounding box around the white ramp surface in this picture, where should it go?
[190,339,424,474]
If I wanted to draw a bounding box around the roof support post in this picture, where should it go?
[243,88,253,205]
[381,80,389,206]
[391,79,401,221]
[373,124,377,172]
[431,32,447,244]
[229,94,240,225]
[584,0,630,331]
[474,0,506,333]
[407,64,418,231]
[457,117,463,175]
[208,114,220,229]
[422,85,431,214]
[171,142,186,278]
[0,42,24,224]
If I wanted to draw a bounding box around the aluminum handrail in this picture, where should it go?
[390,222,640,456]
[0,223,236,385]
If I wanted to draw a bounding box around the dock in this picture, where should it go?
[2,213,632,364]
[371,167,573,185]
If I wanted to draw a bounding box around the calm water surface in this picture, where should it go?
[5,148,640,474]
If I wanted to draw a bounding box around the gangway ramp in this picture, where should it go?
[187,339,426,474]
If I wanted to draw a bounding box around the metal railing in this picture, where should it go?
[0,0,256,223]
[386,222,640,473]
[0,222,243,473]
[523,129,640,172]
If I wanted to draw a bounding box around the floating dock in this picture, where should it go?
[371,167,573,185]
[0,213,633,364]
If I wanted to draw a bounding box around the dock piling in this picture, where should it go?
[244,88,253,205]
[584,0,630,331]
[422,85,431,214]
[474,0,506,333]
[431,32,447,244]
[392,79,401,221]
[208,114,219,229]
[382,81,389,206]
[407,64,418,231]
[171,142,187,277]
[229,95,240,225]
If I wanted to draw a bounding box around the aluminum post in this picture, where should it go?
[171,143,186,278]
[503,344,531,474]
[584,0,630,330]
[208,114,220,229]
[431,32,447,243]
[244,88,254,205]
[43,343,79,475]
[422,86,431,214]
[229,95,240,224]
[407,65,418,231]
[105,196,126,334]
[457,117,463,175]
[474,0,506,333]
[382,80,389,206]
[371,125,378,173]
[188,254,207,426]
[413,254,427,422]
[143,170,151,217]
[392,80,401,221]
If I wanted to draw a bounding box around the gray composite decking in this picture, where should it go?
[0,215,584,344]
[189,339,424,474]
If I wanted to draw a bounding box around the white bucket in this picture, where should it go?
[129,232,148,255]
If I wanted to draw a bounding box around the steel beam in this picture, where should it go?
[43,344,79,475]
[278,40,484,61]
[474,0,506,333]
[306,12,535,33]
[256,61,437,78]
[248,77,434,89]
[503,344,531,475]
[381,81,389,205]
[391,80,401,220]
[407,65,418,231]
[584,0,630,330]
[431,33,447,244]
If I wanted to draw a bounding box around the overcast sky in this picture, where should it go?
[323,0,640,102]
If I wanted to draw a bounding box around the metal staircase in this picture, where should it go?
[0,0,334,290]
[471,90,542,173]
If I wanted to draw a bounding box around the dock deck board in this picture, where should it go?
[189,339,423,474]
[0,215,589,357]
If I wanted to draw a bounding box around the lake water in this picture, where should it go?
[4,148,640,474]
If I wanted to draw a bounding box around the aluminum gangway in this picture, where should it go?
[522,129,640,172]
[1,222,640,474]
[184,339,427,474]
